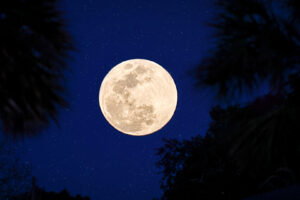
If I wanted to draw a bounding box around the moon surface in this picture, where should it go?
[99,59,177,136]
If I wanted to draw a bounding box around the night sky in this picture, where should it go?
[18,0,250,199]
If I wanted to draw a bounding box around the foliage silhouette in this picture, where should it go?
[195,0,300,97]
[11,177,91,200]
[0,137,31,199]
[157,82,300,199]
[0,0,73,136]
[157,0,300,199]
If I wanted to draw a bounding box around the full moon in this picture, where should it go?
[99,59,177,136]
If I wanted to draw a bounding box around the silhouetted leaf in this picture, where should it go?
[0,0,73,136]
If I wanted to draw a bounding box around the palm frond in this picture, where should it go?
[0,0,73,136]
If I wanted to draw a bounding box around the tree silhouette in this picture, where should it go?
[0,137,31,199]
[0,0,73,136]
[11,177,90,200]
[195,0,300,97]
[157,106,253,199]
[157,86,300,199]
[157,0,300,199]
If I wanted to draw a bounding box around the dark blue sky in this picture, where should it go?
[21,0,220,199]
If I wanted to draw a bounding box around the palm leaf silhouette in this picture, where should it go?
[0,0,73,136]
[195,0,300,97]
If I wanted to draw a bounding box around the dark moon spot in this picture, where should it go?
[135,65,147,74]
[124,73,139,88]
[145,119,153,125]
[125,63,133,69]
[144,77,151,82]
